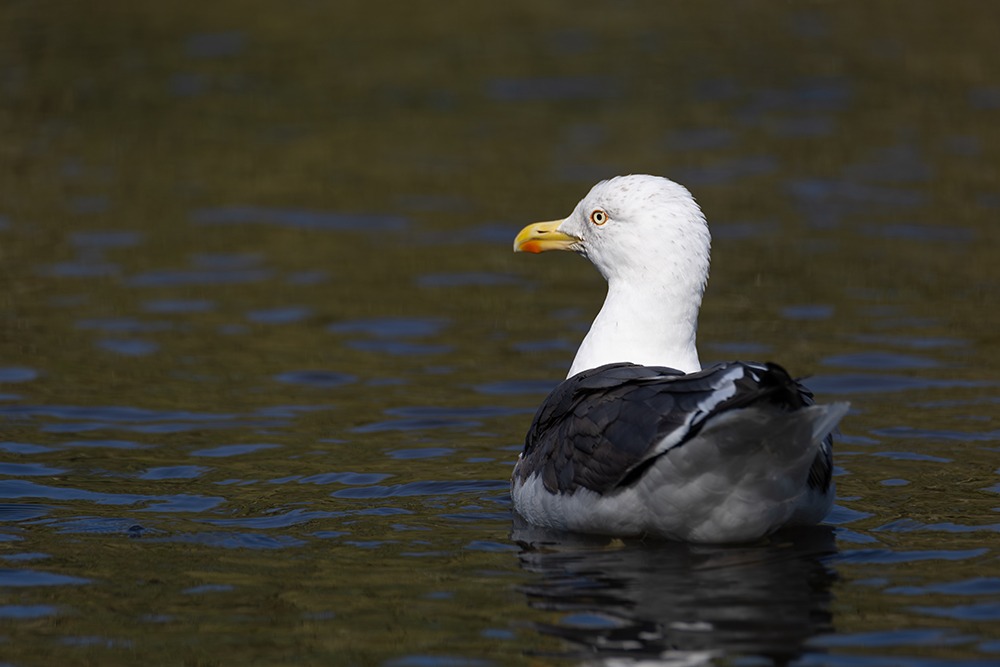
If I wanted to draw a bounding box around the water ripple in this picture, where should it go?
[297,472,392,486]
[874,519,1000,534]
[0,479,225,512]
[0,604,60,619]
[191,206,406,232]
[823,351,941,370]
[274,370,356,388]
[353,405,519,433]
[190,443,280,458]
[202,508,344,529]
[835,548,990,565]
[328,317,448,338]
[331,479,508,499]
[808,374,991,395]
[138,465,209,480]
[912,603,1000,622]
[0,463,69,476]
[154,532,306,550]
[0,569,90,587]
[0,367,40,383]
[887,578,1000,596]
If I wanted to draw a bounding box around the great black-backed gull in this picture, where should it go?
[511,175,848,543]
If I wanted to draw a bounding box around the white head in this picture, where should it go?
[514,175,712,375]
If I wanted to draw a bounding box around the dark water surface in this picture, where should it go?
[1,2,998,665]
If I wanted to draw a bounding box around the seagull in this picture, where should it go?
[510,175,849,543]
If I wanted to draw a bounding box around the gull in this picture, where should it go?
[510,175,848,543]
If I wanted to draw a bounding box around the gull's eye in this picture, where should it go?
[590,209,608,226]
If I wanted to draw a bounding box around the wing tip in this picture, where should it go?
[811,401,850,442]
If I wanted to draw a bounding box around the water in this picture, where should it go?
[1,2,998,665]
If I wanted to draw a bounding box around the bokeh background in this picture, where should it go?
[1,2,998,665]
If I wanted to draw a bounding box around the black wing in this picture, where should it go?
[517,361,828,495]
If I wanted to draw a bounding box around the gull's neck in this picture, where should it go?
[567,277,703,378]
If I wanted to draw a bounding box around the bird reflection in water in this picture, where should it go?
[512,517,838,666]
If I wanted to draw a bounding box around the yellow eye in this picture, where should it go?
[590,209,608,226]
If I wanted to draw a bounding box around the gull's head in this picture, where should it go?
[514,175,711,286]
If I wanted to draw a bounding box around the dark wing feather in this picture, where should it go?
[518,361,830,496]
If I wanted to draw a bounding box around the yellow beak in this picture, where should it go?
[513,219,579,254]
